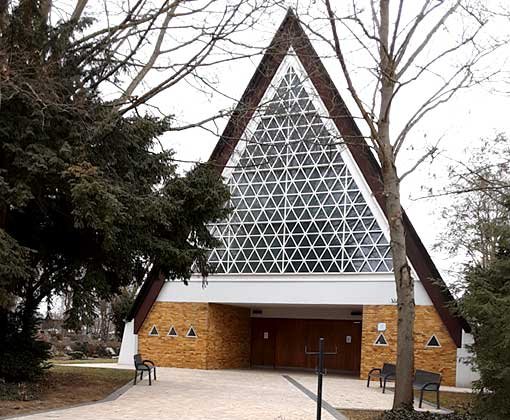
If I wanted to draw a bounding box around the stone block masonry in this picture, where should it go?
[207,304,251,369]
[139,302,457,385]
[360,305,457,386]
[138,302,251,369]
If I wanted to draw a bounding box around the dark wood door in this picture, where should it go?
[250,318,276,367]
[251,318,362,373]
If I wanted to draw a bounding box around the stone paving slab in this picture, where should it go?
[289,372,451,414]
[13,366,467,419]
[14,368,336,420]
[60,363,474,394]
[291,372,395,411]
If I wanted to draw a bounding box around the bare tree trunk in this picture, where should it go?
[325,0,417,403]
[98,300,109,341]
[377,1,415,408]
[379,86,416,409]
[70,0,89,22]
[381,152,415,409]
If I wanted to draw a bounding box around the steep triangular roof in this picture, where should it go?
[129,9,468,346]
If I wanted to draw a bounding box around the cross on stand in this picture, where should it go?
[305,337,338,420]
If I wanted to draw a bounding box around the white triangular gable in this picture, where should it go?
[207,51,396,275]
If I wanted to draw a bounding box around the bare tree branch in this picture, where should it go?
[118,3,177,103]
[70,0,89,22]
[397,0,462,78]
[324,0,379,148]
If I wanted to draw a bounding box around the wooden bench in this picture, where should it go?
[367,363,396,393]
[133,353,157,385]
[414,369,442,409]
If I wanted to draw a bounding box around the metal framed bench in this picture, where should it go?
[133,353,157,385]
[414,369,442,409]
[367,363,396,393]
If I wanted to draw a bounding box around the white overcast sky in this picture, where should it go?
[77,1,510,283]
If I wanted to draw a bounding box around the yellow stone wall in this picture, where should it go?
[206,304,251,369]
[138,302,250,369]
[360,305,457,386]
[139,302,457,384]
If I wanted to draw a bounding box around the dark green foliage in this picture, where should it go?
[0,2,230,381]
[67,351,86,360]
[111,288,137,339]
[0,381,43,402]
[0,310,51,382]
[69,342,109,358]
[460,253,510,419]
[379,408,480,420]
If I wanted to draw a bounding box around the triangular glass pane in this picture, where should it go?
[202,66,391,274]
[374,333,388,346]
[186,326,197,338]
[426,335,441,347]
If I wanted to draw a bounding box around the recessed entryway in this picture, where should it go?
[251,317,362,374]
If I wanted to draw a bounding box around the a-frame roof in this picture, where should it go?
[129,9,469,346]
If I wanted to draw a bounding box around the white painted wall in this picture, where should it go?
[456,330,479,388]
[118,320,138,366]
[157,274,433,306]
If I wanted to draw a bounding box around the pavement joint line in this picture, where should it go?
[282,374,348,420]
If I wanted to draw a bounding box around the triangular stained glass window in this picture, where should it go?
[374,333,388,346]
[168,326,178,337]
[425,335,441,348]
[148,325,159,336]
[206,61,392,275]
[186,326,197,338]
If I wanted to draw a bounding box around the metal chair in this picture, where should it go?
[413,369,442,408]
[133,353,157,385]
[367,362,396,393]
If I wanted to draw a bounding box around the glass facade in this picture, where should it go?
[208,66,393,274]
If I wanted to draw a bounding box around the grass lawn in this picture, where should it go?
[339,391,475,419]
[0,366,133,417]
[340,409,383,419]
[418,390,475,413]
[50,358,118,364]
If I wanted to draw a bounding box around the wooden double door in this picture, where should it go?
[251,318,362,374]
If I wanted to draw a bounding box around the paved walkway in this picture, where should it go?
[14,368,339,420]
[11,365,463,419]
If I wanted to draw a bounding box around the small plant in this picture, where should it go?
[67,351,85,360]
[0,380,41,401]
[379,409,480,420]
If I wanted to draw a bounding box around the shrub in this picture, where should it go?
[93,343,110,358]
[0,310,51,383]
[67,351,85,360]
[0,381,42,401]
[460,256,510,419]
[71,341,90,355]
[379,409,480,420]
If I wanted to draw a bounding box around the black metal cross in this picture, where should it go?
[305,337,338,420]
